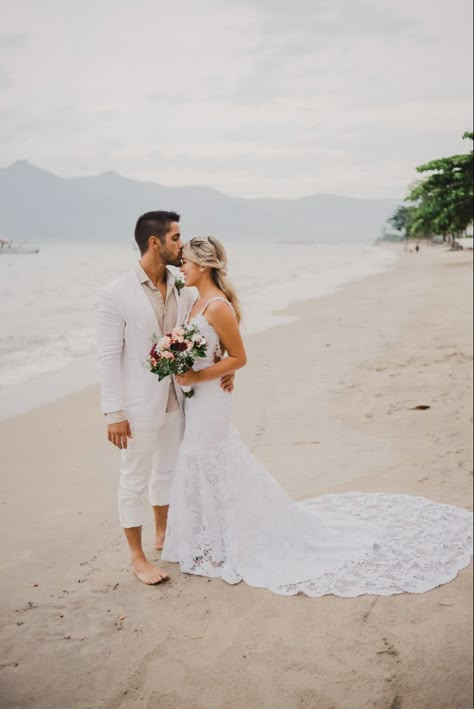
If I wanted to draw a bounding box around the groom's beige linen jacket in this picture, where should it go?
[96,266,196,429]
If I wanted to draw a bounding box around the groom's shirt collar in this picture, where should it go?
[135,262,150,286]
[135,263,174,294]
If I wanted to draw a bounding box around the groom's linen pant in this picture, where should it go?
[118,411,184,528]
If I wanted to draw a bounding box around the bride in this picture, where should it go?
[162,236,473,597]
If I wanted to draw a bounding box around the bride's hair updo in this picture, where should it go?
[182,236,241,323]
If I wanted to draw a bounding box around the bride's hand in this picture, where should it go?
[176,370,200,386]
[220,372,235,393]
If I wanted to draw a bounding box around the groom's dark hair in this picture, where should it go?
[134,211,180,255]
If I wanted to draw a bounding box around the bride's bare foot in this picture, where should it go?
[154,531,166,550]
[131,555,169,585]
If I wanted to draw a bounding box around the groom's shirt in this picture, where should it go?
[138,264,180,414]
[105,264,179,424]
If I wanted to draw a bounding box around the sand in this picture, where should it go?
[0,244,472,709]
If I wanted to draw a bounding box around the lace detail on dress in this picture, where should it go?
[162,319,473,598]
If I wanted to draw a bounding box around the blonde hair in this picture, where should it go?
[183,236,242,323]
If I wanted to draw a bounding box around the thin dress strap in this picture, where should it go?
[200,296,235,316]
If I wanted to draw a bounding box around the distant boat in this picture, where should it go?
[0,238,40,254]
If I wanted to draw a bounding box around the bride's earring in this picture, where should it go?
[200,267,205,272]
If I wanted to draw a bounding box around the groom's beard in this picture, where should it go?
[163,249,183,267]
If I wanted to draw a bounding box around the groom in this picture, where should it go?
[96,211,233,584]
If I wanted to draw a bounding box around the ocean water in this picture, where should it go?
[0,241,396,418]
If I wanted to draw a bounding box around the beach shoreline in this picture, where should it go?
[0,241,397,421]
[0,245,472,709]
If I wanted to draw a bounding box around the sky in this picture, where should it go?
[1,0,472,199]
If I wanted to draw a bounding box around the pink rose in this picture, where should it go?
[159,336,171,350]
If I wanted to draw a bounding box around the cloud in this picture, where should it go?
[255,0,420,37]
[0,0,472,199]
[0,32,30,89]
[0,69,10,89]
[0,32,29,49]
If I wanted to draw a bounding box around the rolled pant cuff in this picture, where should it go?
[149,481,172,507]
[120,519,145,529]
[119,508,146,528]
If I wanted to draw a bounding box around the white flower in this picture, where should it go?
[174,276,185,294]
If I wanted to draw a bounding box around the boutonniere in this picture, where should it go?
[174,275,185,296]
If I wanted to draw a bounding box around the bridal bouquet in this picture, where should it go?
[146,324,207,398]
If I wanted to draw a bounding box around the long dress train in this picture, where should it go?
[162,303,473,597]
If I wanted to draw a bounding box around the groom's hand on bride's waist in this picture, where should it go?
[220,373,235,393]
[107,420,133,450]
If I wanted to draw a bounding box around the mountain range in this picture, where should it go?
[0,161,399,243]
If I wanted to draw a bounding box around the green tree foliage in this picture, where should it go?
[387,205,416,237]
[387,132,473,241]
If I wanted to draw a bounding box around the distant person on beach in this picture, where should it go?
[96,212,233,585]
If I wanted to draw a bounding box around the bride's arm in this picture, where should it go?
[176,301,246,386]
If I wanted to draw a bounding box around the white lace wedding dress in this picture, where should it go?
[162,299,473,597]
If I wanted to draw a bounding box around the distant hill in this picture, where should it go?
[0,160,399,243]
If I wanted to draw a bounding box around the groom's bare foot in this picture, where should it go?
[154,531,166,550]
[131,555,169,585]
